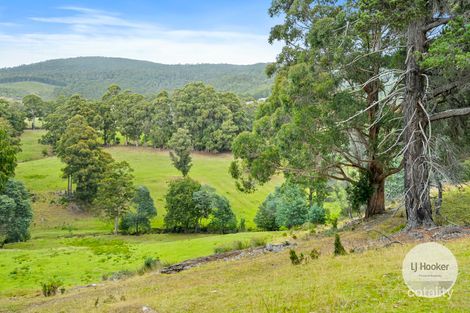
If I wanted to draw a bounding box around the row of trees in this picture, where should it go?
[41,96,236,234]
[231,0,469,229]
[39,82,256,153]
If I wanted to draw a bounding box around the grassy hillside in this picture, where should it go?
[2,226,469,312]
[17,130,49,162]
[0,81,58,100]
[0,231,279,297]
[15,131,282,228]
[0,57,273,99]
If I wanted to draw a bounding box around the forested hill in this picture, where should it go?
[0,57,272,99]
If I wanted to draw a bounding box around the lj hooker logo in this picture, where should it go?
[402,242,458,298]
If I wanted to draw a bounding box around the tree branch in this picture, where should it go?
[430,107,470,122]
[429,79,468,99]
[422,17,452,32]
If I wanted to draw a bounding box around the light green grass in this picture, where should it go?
[0,231,278,297]
[439,184,470,225]
[2,235,469,312]
[16,146,282,228]
[17,130,48,162]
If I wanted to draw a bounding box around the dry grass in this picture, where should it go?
[3,217,469,313]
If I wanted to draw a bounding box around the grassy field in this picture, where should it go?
[0,130,286,296]
[15,131,283,228]
[0,82,57,100]
[2,228,469,312]
[17,130,49,162]
[5,130,469,311]
[0,231,279,297]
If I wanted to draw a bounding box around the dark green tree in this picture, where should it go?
[0,118,20,191]
[97,85,121,146]
[0,179,33,245]
[274,183,309,229]
[148,91,174,148]
[208,193,237,234]
[254,192,279,231]
[94,161,135,235]
[164,177,201,232]
[0,99,26,135]
[120,185,158,235]
[308,204,327,225]
[231,0,404,219]
[168,128,193,176]
[133,186,157,218]
[41,95,100,149]
[22,94,44,130]
[56,115,112,202]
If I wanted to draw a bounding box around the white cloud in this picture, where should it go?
[0,6,281,68]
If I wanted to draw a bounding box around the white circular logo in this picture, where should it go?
[402,242,458,298]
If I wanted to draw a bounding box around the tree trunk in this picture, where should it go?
[365,164,385,218]
[403,19,434,229]
[364,55,385,218]
[31,116,35,130]
[114,216,119,235]
[308,187,314,207]
[67,175,72,196]
[435,179,443,216]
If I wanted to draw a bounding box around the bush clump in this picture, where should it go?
[334,233,347,256]
[41,277,63,297]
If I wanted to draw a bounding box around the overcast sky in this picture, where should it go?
[0,0,283,68]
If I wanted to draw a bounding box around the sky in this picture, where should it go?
[0,0,283,68]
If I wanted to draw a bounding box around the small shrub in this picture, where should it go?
[289,249,301,265]
[41,278,63,297]
[238,218,246,232]
[310,248,320,259]
[334,234,347,256]
[139,257,160,274]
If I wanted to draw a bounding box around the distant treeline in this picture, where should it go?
[0,57,273,99]
[35,82,259,153]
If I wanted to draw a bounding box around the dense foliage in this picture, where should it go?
[0,179,32,245]
[120,186,157,235]
[56,115,112,202]
[0,118,20,191]
[164,177,202,232]
[0,57,272,99]
[164,179,237,233]
[168,128,193,176]
[41,82,254,153]
[94,161,135,235]
[254,183,321,230]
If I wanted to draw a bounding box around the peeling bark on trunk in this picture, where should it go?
[404,19,434,229]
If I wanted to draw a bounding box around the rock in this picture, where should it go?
[142,306,157,313]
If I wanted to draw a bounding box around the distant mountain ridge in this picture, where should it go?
[0,57,273,100]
